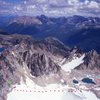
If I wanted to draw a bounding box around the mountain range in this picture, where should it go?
[0,15,100,53]
[0,15,100,100]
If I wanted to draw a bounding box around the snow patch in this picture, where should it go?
[7,74,99,100]
[61,54,85,72]
[7,78,81,100]
[82,90,99,100]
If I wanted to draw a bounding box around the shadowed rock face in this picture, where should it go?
[22,51,60,77]
[26,53,60,76]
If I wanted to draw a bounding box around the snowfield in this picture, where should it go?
[61,55,85,72]
[7,75,99,100]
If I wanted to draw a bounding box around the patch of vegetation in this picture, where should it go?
[7,80,13,86]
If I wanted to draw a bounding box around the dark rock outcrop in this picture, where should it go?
[76,50,100,70]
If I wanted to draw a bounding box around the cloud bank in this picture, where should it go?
[0,0,100,17]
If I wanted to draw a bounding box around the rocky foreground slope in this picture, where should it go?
[0,34,100,100]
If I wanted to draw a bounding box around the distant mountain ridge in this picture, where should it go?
[0,15,100,53]
[9,16,42,25]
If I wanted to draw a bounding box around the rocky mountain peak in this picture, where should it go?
[9,16,42,26]
[76,50,100,70]
[88,49,99,58]
[25,52,60,77]
[0,35,63,78]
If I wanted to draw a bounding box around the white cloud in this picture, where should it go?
[13,5,22,11]
[87,1,99,8]
[0,0,100,17]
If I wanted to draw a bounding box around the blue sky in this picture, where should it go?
[5,0,20,3]
[0,0,100,17]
